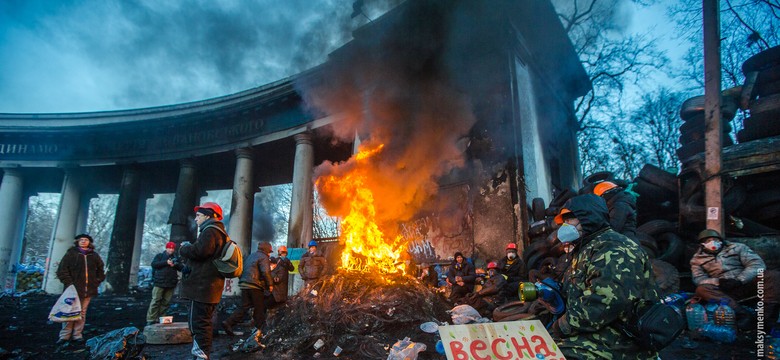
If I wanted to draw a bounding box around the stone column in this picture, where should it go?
[6,194,30,291]
[0,169,24,290]
[44,170,82,294]
[75,194,92,234]
[287,133,314,248]
[128,195,147,287]
[168,159,198,246]
[105,166,142,294]
[224,148,255,296]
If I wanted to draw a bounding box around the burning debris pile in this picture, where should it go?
[261,272,449,359]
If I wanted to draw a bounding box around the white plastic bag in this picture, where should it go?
[449,304,483,325]
[48,285,82,322]
[386,337,426,360]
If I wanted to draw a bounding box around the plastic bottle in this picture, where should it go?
[661,292,689,306]
[685,301,708,333]
[700,323,736,343]
[704,300,718,324]
[714,299,736,330]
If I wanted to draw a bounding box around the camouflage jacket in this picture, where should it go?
[555,194,659,360]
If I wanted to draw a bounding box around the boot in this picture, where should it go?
[221,320,235,336]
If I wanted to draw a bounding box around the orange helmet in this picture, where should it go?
[593,181,619,197]
[278,245,288,254]
[506,243,518,251]
[193,202,223,220]
[554,208,572,225]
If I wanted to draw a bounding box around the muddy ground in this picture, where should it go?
[0,289,764,359]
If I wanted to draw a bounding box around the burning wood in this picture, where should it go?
[261,272,449,359]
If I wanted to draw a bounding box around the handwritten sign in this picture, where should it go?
[440,320,566,360]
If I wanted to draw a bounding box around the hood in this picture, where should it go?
[198,218,224,232]
[563,194,610,236]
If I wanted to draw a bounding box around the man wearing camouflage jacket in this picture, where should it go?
[552,194,659,360]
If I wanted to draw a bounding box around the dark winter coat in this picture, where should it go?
[603,190,638,240]
[299,250,327,280]
[239,250,273,291]
[556,194,659,360]
[56,246,105,299]
[151,251,184,289]
[446,260,476,287]
[690,242,765,286]
[497,256,525,283]
[477,273,507,305]
[271,257,293,303]
[179,219,227,304]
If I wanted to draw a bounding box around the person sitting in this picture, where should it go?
[691,228,780,329]
[461,261,507,317]
[497,243,525,301]
[447,252,476,302]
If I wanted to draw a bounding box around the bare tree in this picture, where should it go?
[87,194,118,259]
[629,88,686,172]
[21,194,59,265]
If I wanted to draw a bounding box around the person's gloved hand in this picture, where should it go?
[719,278,742,290]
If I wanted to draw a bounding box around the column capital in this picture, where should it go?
[1,167,22,177]
[294,132,313,146]
[235,148,254,160]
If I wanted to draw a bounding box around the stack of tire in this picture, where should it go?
[525,188,577,272]
[632,164,678,225]
[739,45,780,142]
[677,90,738,162]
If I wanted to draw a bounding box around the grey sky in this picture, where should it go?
[0,0,372,113]
[0,0,681,114]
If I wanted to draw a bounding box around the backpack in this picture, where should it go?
[620,299,685,351]
[204,225,244,279]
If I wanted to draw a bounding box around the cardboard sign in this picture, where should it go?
[440,320,566,360]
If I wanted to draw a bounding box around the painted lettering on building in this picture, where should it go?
[0,144,59,155]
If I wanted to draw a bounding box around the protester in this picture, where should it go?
[447,252,476,302]
[222,241,274,336]
[691,228,780,329]
[418,263,440,288]
[551,194,659,359]
[146,241,184,326]
[497,243,525,301]
[267,246,294,308]
[593,181,638,241]
[55,234,106,351]
[180,202,227,360]
[298,240,327,289]
[461,261,507,316]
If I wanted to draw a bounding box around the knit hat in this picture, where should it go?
[166,241,176,249]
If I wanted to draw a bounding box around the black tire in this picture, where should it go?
[633,178,676,203]
[738,114,780,142]
[526,251,547,272]
[637,164,677,193]
[724,184,747,213]
[749,93,780,115]
[651,259,680,297]
[676,135,735,161]
[740,187,780,212]
[550,188,576,207]
[545,205,560,217]
[679,114,705,131]
[532,198,546,222]
[636,231,658,258]
[678,122,733,144]
[733,217,780,236]
[742,46,780,74]
[637,220,677,237]
[493,300,531,321]
[656,232,685,267]
[680,95,738,121]
[582,171,614,187]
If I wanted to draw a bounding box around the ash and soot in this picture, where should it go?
[262,272,449,359]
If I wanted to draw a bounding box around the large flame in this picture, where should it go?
[316,143,406,274]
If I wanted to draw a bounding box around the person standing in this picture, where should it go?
[551,194,659,360]
[222,241,274,336]
[180,202,227,360]
[146,241,184,326]
[55,234,106,351]
[299,240,327,289]
[268,246,294,308]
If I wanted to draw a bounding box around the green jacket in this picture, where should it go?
[556,194,659,360]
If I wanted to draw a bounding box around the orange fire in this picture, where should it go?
[315,143,407,274]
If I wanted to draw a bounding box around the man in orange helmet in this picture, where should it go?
[180,202,227,360]
[268,245,294,308]
[593,181,637,241]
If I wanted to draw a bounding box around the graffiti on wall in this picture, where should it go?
[401,184,473,263]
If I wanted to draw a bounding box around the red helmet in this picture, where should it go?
[194,202,223,220]
[506,243,517,251]
[487,261,499,270]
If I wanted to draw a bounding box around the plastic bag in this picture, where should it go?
[449,304,483,325]
[386,337,426,360]
[86,326,146,360]
[48,285,82,322]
